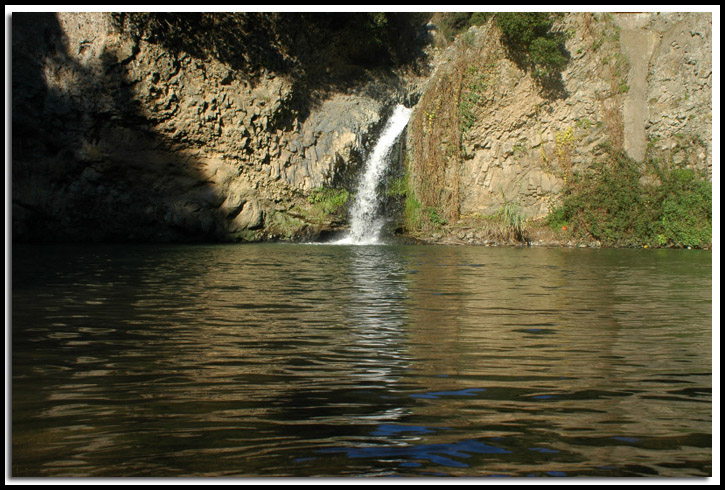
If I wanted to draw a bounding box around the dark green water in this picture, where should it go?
[11,243,713,477]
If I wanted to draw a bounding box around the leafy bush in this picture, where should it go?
[308,187,350,215]
[550,149,712,248]
[571,154,655,246]
[428,207,448,226]
[528,35,569,81]
[546,206,569,230]
[437,12,492,41]
[496,12,555,47]
[656,168,712,247]
[437,12,569,94]
[494,12,568,87]
[385,175,408,198]
[469,12,493,26]
[438,12,476,40]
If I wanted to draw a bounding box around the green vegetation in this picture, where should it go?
[436,12,493,42]
[458,65,489,133]
[494,12,568,89]
[458,97,477,133]
[501,199,527,242]
[657,168,712,248]
[385,175,408,198]
[545,206,569,231]
[266,210,307,239]
[387,173,423,232]
[404,193,423,231]
[436,11,569,89]
[307,187,350,217]
[457,200,530,244]
[386,172,449,232]
[427,206,448,226]
[547,148,712,248]
[263,187,351,240]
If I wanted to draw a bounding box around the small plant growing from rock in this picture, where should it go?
[501,196,528,243]
[307,187,350,218]
[555,126,576,185]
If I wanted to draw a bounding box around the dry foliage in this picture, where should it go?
[408,23,502,227]
[582,13,628,150]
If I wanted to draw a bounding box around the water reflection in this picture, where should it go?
[343,245,410,376]
[12,244,712,477]
[396,247,711,476]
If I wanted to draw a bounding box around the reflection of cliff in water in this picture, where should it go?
[12,244,712,476]
[136,245,416,431]
[402,247,711,451]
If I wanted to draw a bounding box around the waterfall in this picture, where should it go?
[335,104,412,245]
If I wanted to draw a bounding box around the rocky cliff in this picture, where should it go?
[11,12,712,244]
[405,12,712,236]
[12,12,428,242]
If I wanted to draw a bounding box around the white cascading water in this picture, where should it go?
[335,104,413,245]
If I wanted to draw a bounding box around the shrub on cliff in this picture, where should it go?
[494,12,569,89]
[549,149,712,248]
[308,187,350,217]
[435,12,569,96]
[437,12,491,41]
[655,167,712,248]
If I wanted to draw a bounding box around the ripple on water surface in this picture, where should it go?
[11,244,712,477]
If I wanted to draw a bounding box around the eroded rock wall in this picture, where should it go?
[12,12,711,242]
[406,12,712,222]
[12,12,414,242]
[640,12,713,177]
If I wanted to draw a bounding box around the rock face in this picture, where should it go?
[11,12,421,242]
[641,13,713,178]
[11,12,712,243]
[405,12,712,223]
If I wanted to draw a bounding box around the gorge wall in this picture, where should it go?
[12,12,426,242]
[405,12,712,229]
[11,12,712,243]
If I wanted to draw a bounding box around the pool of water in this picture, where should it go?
[11,243,713,477]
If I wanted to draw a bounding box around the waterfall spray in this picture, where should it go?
[335,104,412,245]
